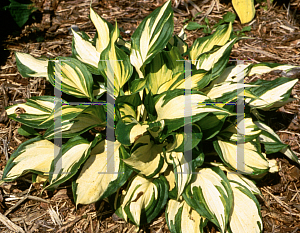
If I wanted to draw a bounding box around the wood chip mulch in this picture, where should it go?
[0,0,300,232]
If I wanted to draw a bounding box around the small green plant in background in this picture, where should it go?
[256,0,274,10]
[1,0,37,28]
[3,1,300,232]
[184,16,212,33]
[184,12,235,32]
[185,12,251,36]
[235,25,252,36]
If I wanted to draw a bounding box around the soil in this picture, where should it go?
[0,0,300,232]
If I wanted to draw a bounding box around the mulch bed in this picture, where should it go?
[0,0,300,232]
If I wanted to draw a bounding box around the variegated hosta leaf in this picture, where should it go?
[195,38,238,73]
[248,63,298,76]
[171,152,193,198]
[117,37,131,51]
[206,62,299,96]
[226,169,261,196]
[17,125,40,136]
[218,118,261,142]
[147,120,165,139]
[41,104,88,125]
[115,93,144,124]
[99,22,133,97]
[93,82,107,98]
[183,167,233,233]
[74,140,132,205]
[205,64,251,89]
[155,72,181,95]
[115,115,148,146]
[164,166,177,198]
[176,70,212,91]
[209,63,299,98]
[254,120,287,153]
[158,70,212,95]
[257,98,296,111]
[154,89,232,133]
[246,77,298,110]
[6,96,55,129]
[166,199,207,233]
[254,121,300,164]
[129,78,148,94]
[130,0,173,78]
[163,124,202,152]
[212,62,298,87]
[72,29,100,74]
[213,140,276,175]
[15,52,48,78]
[165,134,184,156]
[2,137,57,182]
[145,52,172,94]
[189,23,232,65]
[115,175,168,226]
[168,35,188,55]
[117,102,137,123]
[196,113,227,140]
[201,61,253,99]
[178,25,187,40]
[44,105,106,139]
[205,82,257,104]
[90,7,112,53]
[212,163,262,196]
[123,134,168,178]
[46,137,91,190]
[48,57,94,100]
[154,90,228,121]
[145,47,184,95]
[115,92,143,109]
[227,181,263,233]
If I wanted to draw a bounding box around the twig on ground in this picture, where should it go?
[4,196,27,216]
[277,130,300,137]
[27,195,50,203]
[0,212,25,233]
[262,187,292,213]
[57,216,82,233]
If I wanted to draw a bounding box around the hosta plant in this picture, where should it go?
[3,1,300,232]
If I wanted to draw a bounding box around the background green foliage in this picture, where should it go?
[1,0,37,28]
